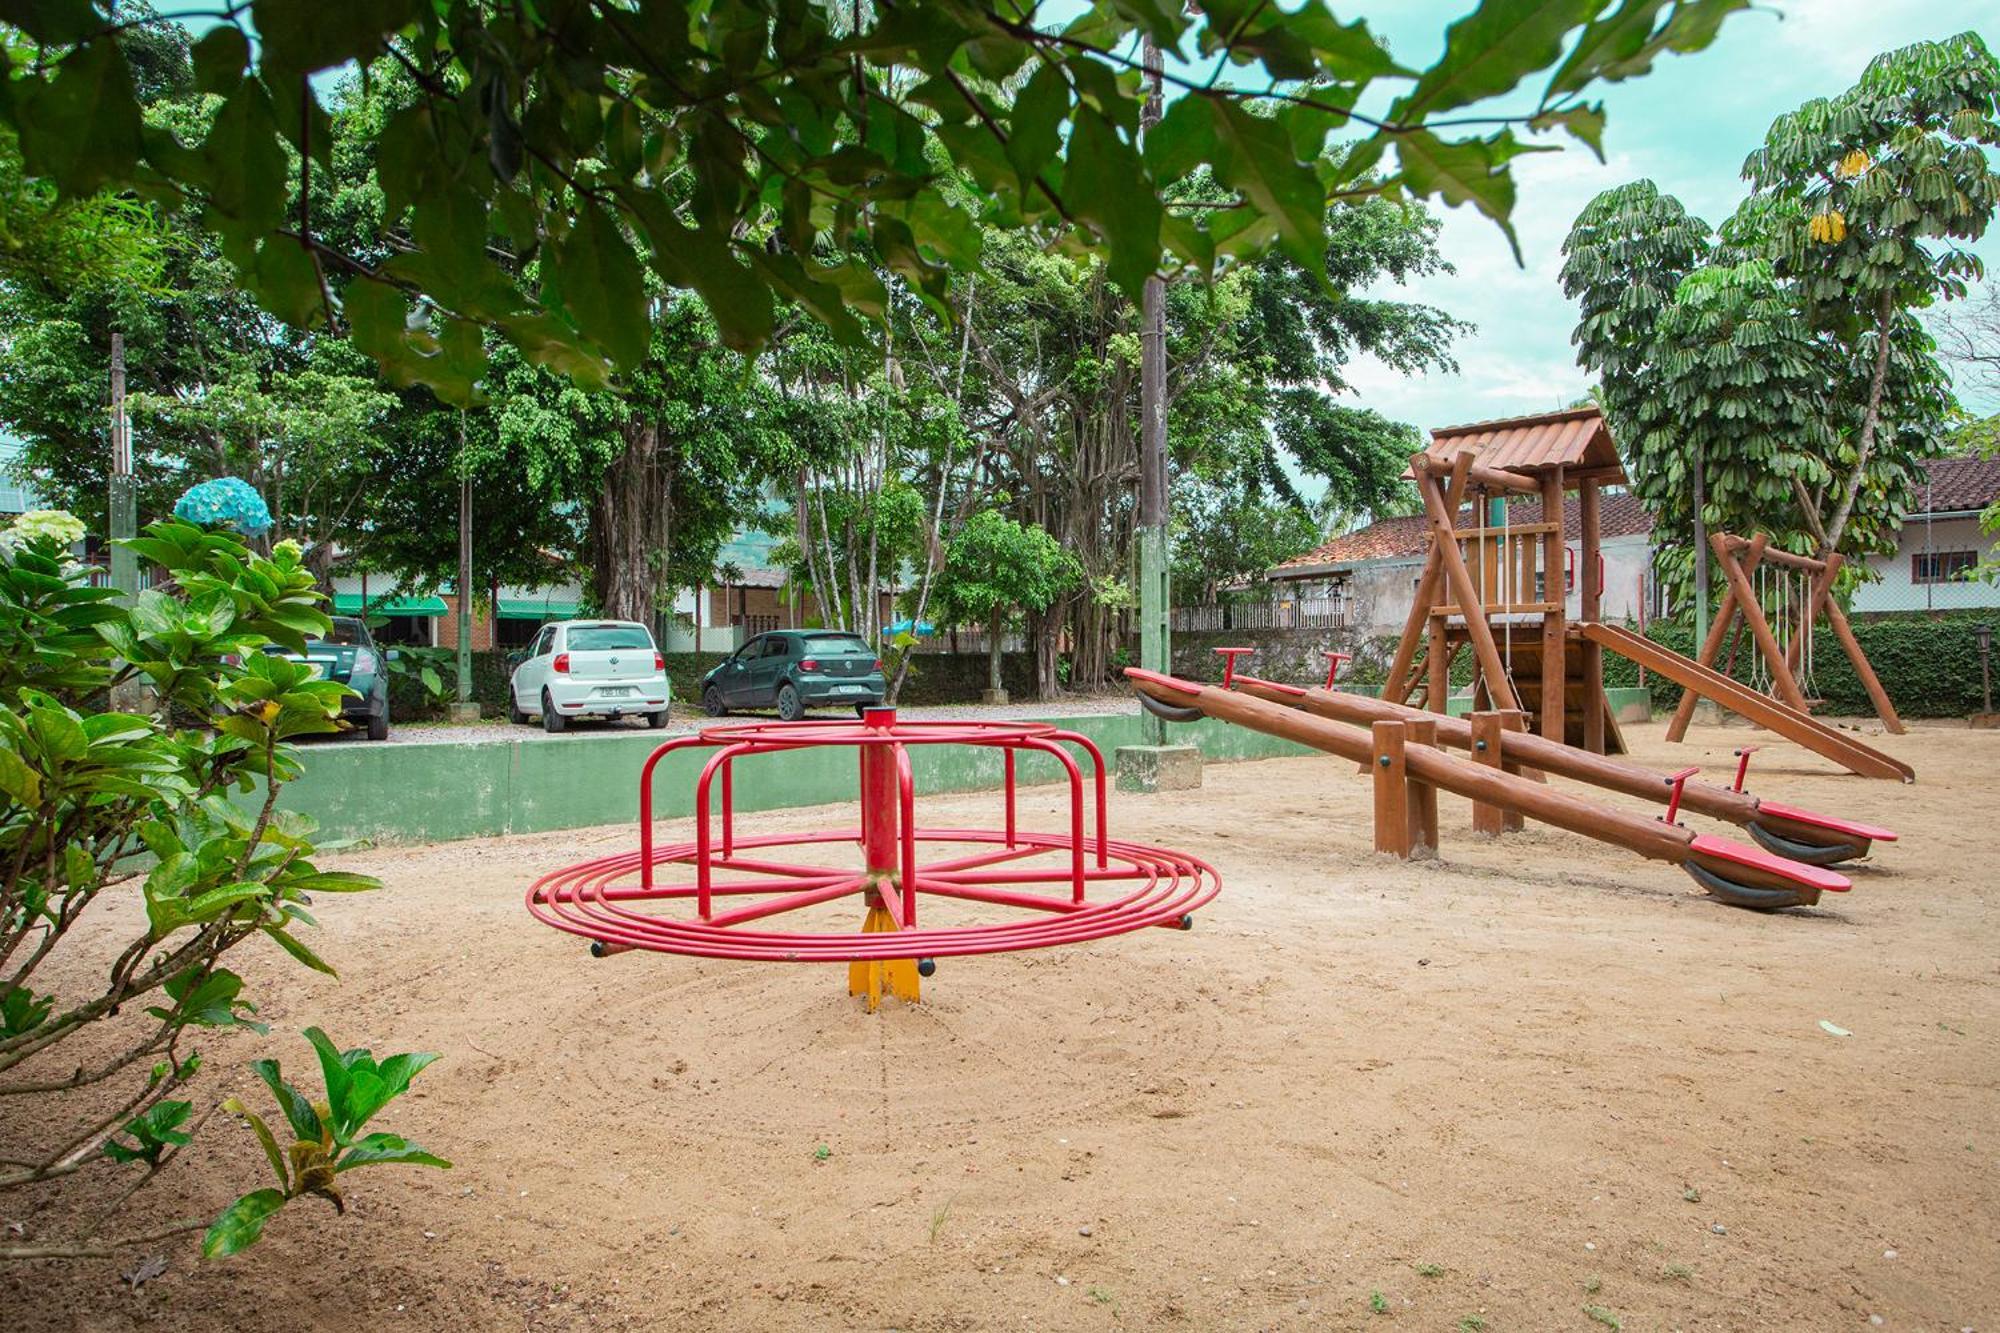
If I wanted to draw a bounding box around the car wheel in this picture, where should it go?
[701,686,728,717]
[507,686,528,725]
[542,689,567,733]
[646,709,669,730]
[777,683,804,722]
[366,709,390,742]
[854,703,871,718]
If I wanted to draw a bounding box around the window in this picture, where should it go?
[322,618,368,646]
[804,634,868,655]
[373,615,433,647]
[530,627,556,657]
[761,636,795,658]
[495,618,541,650]
[566,623,654,651]
[1912,551,1978,584]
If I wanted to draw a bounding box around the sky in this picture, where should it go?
[1324,0,2000,435]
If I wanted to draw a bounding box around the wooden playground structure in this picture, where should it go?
[1381,406,1626,755]
[1379,407,1911,782]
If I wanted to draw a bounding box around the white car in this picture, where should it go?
[507,619,671,732]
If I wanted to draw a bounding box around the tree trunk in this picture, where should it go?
[987,608,1003,695]
[590,419,660,622]
[1820,291,1898,559]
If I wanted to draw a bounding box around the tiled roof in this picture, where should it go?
[1916,455,2000,513]
[1414,405,1626,480]
[1272,491,1655,575]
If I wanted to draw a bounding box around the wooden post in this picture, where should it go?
[1383,456,1472,707]
[1372,720,1411,858]
[1667,536,1763,741]
[1539,468,1566,743]
[1579,478,1605,754]
[1821,564,1906,734]
[1418,470,1521,713]
[1497,709,1529,825]
[1426,614,1450,711]
[1406,717,1439,858]
[1469,710,1506,836]
[1713,531,1808,710]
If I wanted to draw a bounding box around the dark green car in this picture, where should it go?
[700,630,887,720]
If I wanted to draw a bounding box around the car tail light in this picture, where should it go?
[799,657,820,672]
[653,651,665,670]
[354,648,378,673]
[553,652,570,674]
[221,652,242,667]
[872,658,883,671]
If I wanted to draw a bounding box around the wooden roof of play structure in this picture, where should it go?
[1413,406,1627,484]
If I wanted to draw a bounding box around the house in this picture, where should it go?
[0,437,41,518]
[1851,455,2000,614]
[1265,490,1658,635]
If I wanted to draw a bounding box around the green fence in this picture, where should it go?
[274,712,1320,846]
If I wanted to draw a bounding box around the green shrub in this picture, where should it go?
[0,519,444,1263]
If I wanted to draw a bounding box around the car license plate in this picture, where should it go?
[599,686,634,697]
[835,684,867,695]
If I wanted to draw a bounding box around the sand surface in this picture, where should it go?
[5,718,1997,1331]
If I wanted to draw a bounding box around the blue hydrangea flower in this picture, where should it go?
[173,477,273,536]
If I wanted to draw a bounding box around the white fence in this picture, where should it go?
[1171,597,1348,633]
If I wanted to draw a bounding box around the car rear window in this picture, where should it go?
[322,618,366,645]
[804,635,871,655]
[567,624,653,651]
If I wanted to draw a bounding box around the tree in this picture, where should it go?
[0,1,1752,405]
[1744,31,1999,556]
[1563,34,1994,599]
[0,517,444,1261]
[933,510,1081,700]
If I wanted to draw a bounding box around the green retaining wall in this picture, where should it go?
[273,713,1319,846]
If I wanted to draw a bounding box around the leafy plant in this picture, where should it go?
[206,1029,447,1258]
[0,516,440,1262]
[1369,1289,1390,1314]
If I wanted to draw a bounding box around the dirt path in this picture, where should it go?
[6,719,1997,1331]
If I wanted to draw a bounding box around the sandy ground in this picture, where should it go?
[5,718,1998,1332]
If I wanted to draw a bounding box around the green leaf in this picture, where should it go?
[202,1188,288,1258]
[1064,109,1163,303]
[1398,0,1600,119]
[1208,99,1326,271]
[1007,62,1070,191]
[549,203,650,372]
[10,36,144,196]
[1531,103,1608,160]
[223,1098,291,1190]
[336,1132,452,1173]
[264,925,337,978]
[192,25,251,95]
[302,1026,354,1123]
[1392,129,1529,261]
[251,0,421,78]
[0,747,40,806]
[252,1058,324,1142]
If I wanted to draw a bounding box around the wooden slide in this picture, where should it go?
[1577,622,1914,783]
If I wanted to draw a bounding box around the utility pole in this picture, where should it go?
[107,332,139,600]
[1136,34,1170,745]
[452,412,478,722]
[1114,34,1200,793]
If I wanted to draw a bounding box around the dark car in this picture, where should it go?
[700,630,887,720]
[265,615,393,740]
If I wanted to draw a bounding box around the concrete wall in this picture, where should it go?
[270,712,1318,846]
[1855,515,2000,614]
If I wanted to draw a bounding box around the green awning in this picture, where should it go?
[332,593,448,616]
[496,597,580,620]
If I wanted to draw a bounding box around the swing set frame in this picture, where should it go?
[1665,531,1906,740]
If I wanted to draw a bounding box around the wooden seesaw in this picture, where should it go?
[1126,665,1861,910]
[1213,648,1895,868]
